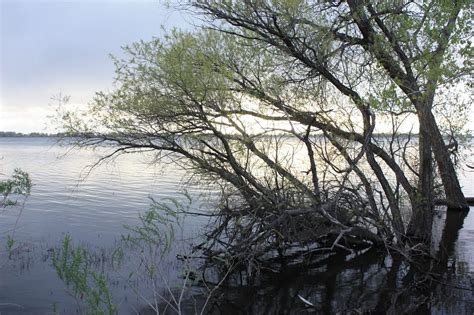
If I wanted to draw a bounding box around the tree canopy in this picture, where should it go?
[59,0,473,266]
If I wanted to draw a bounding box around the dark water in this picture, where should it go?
[1,137,473,314]
[0,137,208,314]
[199,210,474,314]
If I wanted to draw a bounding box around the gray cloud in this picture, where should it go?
[1,0,192,132]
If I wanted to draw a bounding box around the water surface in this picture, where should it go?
[1,137,473,314]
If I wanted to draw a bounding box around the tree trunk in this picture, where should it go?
[424,111,468,210]
[407,111,434,243]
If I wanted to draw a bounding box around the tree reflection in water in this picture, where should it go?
[183,208,473,314]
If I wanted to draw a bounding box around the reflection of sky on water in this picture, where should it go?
[0,137,193,244]
[457,208,474,273]
[0,137,209,313]
[0,137,473,313]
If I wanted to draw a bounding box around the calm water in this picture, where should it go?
[1,137,473,314]
[0,137,209,314]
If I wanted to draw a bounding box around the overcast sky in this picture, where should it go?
[1,1,472,134]
[0,0,193,133]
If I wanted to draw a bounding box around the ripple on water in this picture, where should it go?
[1,137,474,314]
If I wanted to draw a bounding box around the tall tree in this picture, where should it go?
[189,0,472,243]
[59,0,472,262]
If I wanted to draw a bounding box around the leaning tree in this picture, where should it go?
[59,0,472,268]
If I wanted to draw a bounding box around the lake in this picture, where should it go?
[1,137,473,314]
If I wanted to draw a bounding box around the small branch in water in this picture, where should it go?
[297,295,315,307]
[0,303,25,309]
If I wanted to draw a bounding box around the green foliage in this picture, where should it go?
[52,235,117,315]
[56,0,473,262]
[50,195,191,314]
[51,302,59,315]
[120,193,198,313]
[2,169,31,257]
[122,192,187,263]
[6,234,15,258]
[0,169,31,208]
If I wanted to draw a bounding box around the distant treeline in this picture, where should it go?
[1,131,471,140]
[0,131,66,137]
